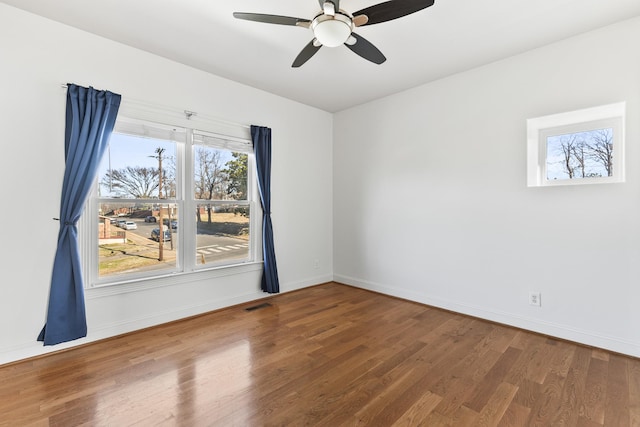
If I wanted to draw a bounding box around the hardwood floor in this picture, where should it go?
[1,282,639,426]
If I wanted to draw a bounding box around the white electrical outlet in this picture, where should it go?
[529,292,541,307]
[313,259,319,269]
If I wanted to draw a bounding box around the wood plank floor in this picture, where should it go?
[1,282,639,426]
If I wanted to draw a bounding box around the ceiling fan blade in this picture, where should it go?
[353,0,435,26]
[344,33,386,64]
[292,40,322,68]
[233,12,311,27]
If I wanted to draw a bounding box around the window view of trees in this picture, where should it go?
[546,128,614,180]
[99,135,176,199]
[101,166,159,198]
[94,128,251,282]
[192,144,250,267]
[225,153,249,200]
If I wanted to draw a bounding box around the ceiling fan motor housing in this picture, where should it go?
[311,12,353,47]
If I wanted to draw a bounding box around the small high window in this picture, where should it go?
[527,103,625,187]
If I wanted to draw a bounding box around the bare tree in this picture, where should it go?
[587,129,614,176]
[571,141,588,178]
[102,166,159,198]
[161,154,177,198]
[194,147,228,223]
[558,135,580,179]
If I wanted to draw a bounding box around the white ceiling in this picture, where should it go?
[3,0,640,112]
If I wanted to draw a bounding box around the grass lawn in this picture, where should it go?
[98,212,248,276]
[196,212,249,240]
[99,240,173,275]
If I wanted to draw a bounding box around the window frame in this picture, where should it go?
[80,102,262,291]
[527,102,626,187]
[188,129,256,272]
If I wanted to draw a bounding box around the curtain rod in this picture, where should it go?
[60,83,250,130]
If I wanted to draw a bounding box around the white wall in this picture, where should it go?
[334,17,640,357]
[0,4,333,364]
[2,4,638,365]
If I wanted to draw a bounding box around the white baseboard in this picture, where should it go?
[0,290,266,366]
[8,273,635,365]
[334,274,640,358]
[281,273,334,292]
[0,276,328,366]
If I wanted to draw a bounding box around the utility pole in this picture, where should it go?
[153,147,166,261]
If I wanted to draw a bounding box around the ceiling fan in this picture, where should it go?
[233,0,435,67]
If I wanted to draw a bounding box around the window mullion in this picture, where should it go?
[183,129,197,270]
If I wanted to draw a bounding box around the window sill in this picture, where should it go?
[85,261,263,299]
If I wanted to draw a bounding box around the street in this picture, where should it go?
[121,219,249,264]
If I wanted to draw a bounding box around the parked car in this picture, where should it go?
[144,216,157,223]
[123,221,137,230]
[151,228,171,241]
[162,219,178,229]
[116,219,127,228]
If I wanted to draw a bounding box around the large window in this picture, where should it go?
[527,102,625,187]
[84,114,257,287]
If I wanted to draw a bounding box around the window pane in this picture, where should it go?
[546,128,613,181]
[196,204,250,266]
[99,202,179,278]
[194,145,248,201]
[98,133,176,199]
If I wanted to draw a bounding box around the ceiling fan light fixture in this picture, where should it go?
[311,13,352,47]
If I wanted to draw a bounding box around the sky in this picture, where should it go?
[98,132,235,197]
[98,133,175,197]
[545,128,611,180]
